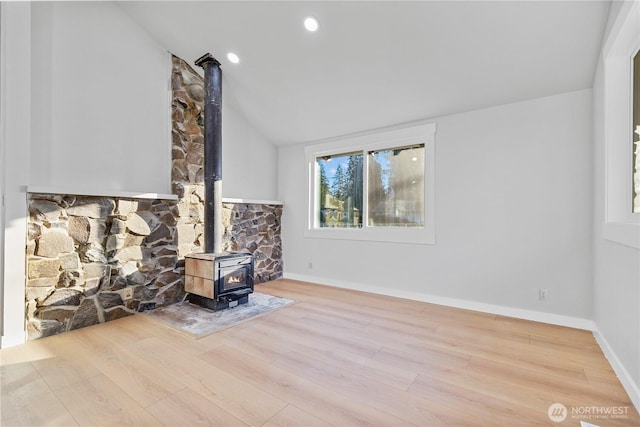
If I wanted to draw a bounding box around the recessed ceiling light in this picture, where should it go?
[304,16,319,32]
[227,52,240,64]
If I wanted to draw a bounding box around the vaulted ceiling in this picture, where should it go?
[118,1,610,145]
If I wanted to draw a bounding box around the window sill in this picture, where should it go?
[304,227,435,245]
[603,222,640,249]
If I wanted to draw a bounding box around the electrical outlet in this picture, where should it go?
[539,289,548,302]
[123,288,133,300]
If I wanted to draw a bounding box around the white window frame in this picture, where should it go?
[304,123,436,245]
[603,0,640,249]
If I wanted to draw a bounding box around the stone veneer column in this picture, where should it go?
[170,55,283,281]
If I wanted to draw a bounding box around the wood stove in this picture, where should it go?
[185,253,254,310]
[185,52,254,311]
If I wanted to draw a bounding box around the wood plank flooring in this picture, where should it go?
[1,279,638,426]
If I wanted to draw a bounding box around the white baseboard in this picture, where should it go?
[593,328,640,413]
[283,273,595,330]
[1,331,26,349]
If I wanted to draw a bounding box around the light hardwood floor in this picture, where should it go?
[1,279,638,426]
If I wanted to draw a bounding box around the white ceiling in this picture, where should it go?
[118,1,610,146]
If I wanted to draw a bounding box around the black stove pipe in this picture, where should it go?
[195,53,223,254]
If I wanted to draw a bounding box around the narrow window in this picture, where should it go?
[602,0,639,248]
[633,49,640,213]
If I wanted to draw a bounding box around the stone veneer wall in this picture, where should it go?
[26,195,182,338]
[24,55,283,340]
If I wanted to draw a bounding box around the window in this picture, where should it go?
[306,123,435,244]
[603,0,640,248]
[367,145,425,227]
[316,152,363,228]
[633,49,640,214]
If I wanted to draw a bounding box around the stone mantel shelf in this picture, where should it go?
[26,186,284,206]
[222,197,284,206]
[27,186,179,201]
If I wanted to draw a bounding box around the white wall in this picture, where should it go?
[1,2,31,346]
[279,89,593,324]
[29,2,278,201]
[30,2,172,194]
[222,102,278,200]
[592,0,640,409]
